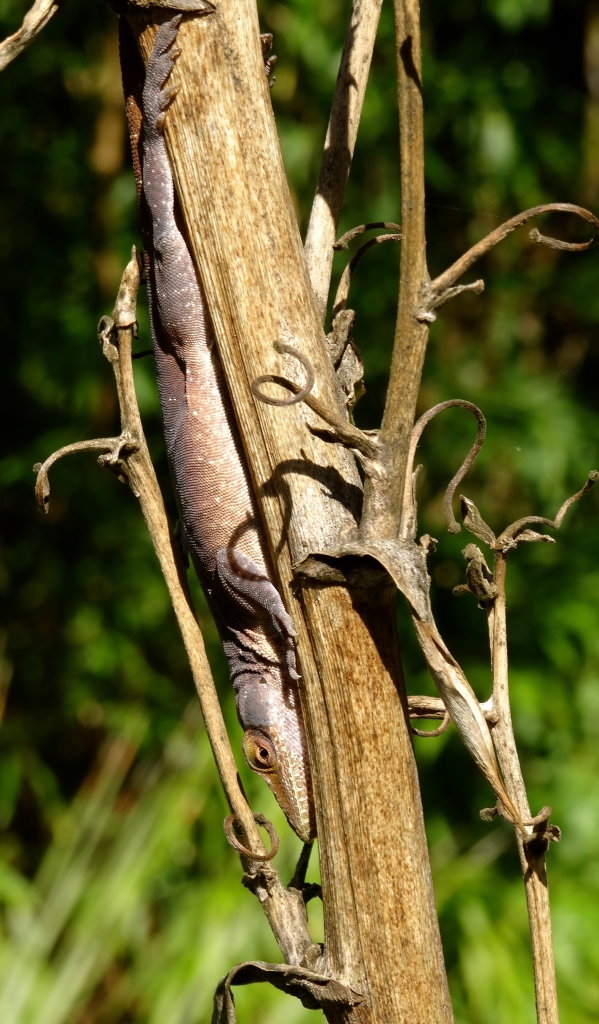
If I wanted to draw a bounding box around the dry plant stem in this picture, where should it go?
[0,0,66,72]
[132,10,452,1022]
[362,0,429,541]
[490,553,559,1024]
[38,258,255,841]
[304,0,384,321]
[112,265,314,966]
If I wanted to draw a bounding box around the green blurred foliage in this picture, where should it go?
[1,0,598,1021]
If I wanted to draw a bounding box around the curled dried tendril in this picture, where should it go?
[251,341,381,465]
[223,812,280,862]
[401,399,487,538]
[334,221,402,250]
[459,471,599,552]
[333,226,402,317]
[496,471,599,549]
[250,341,315,407]
[33,435,139,514]
[411,710,451,739]
[430,202,599,304]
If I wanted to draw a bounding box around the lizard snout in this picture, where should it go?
[242,727,314,842]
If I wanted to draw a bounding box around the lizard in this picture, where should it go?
[133,14,314,842]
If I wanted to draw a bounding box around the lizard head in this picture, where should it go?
[242,726,315,843]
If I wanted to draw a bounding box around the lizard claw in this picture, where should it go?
[155,85,180,131]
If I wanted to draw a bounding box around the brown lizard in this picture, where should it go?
[123,15,314,841]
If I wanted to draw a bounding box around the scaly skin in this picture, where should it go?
[141,16,314,841]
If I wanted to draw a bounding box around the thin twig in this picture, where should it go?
[407,695,447,719]
[554,471,598,526]
[496,471,598,549]
[37,252,258,843]
[0,0,66,73]
[333,230,402,317]
[464,467,597,1022]
[430,203,599,301]
[407,694,498,723]
[304,0,385,320]
[334,221,402,250]
[463,471,597,1013]
[34,437,138,511]
[488,553,559,1024]
[459,473,599,1024]
[425,278,485,313]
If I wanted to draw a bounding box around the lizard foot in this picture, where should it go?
[142,16,182,136]
[215,547,300,681]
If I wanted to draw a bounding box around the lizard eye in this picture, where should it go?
[242,731,278,773]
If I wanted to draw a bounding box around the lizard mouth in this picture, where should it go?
[242,728,314,842]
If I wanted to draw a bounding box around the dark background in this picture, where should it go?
[0,0,598,1021]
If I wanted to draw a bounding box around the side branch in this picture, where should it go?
[304,0,385,320]
[0,0,66,73]
[495,471,599,549]
[408,694,498,724]
[455,473,598,1023]
[458,473,599,553]
[430,203,599,302]
[34,437,138,510]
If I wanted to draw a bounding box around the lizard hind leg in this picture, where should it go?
[215,548,300,682]
[142,16,183,134]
